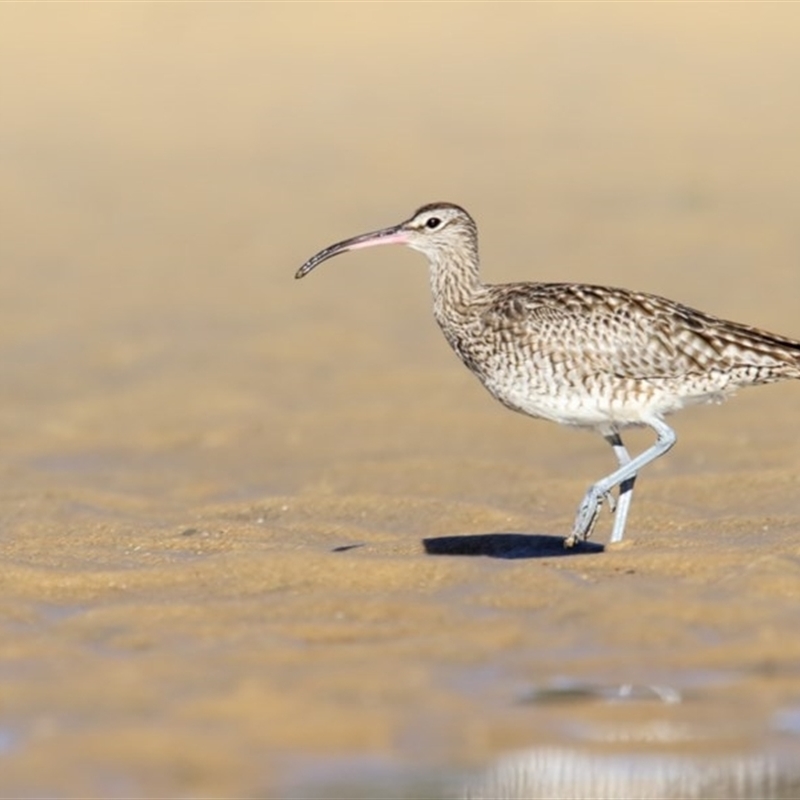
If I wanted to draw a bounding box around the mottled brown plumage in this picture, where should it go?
[296,203,800,546]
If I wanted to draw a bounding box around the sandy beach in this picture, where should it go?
[1,4,799,796]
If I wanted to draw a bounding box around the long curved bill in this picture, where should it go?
[295,224,410,279]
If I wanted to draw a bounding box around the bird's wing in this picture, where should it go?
[484,283,800,381]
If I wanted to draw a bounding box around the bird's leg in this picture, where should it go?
[605,432,635,544]
[564,429,628,545]
[565,419,676,547]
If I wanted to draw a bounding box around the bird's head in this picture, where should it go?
[295,203,477,279]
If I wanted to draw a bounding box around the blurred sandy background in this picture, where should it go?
[1,3,800,797]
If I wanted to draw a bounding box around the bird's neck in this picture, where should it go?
[427,246,484,322]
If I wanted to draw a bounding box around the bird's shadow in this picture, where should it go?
[422,532,603,559]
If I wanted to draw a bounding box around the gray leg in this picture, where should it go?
[606,432,635,544]
[565,418,676,547]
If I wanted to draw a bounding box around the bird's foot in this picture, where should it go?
[564,485,606,548]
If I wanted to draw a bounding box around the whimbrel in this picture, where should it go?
[295,203,800,546]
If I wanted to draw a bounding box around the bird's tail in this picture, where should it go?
[712,315,800,376]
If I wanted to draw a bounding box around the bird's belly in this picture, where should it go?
[479,363,733,429]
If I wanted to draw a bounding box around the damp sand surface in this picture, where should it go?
[1,5,800,797]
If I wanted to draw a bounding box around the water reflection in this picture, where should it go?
[280,747,800,800]
[462,747,800,800]
[520,678,683,705]
[279,677,800,799]
[773,705,800,736]
[0,727,18,755]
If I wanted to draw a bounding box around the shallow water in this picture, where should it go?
[1,3,800,796]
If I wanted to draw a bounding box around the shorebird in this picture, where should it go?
[295,203,800,546]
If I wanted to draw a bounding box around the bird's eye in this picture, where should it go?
[425,217,442,229]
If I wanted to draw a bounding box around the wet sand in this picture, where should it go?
[1,4,800,797]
